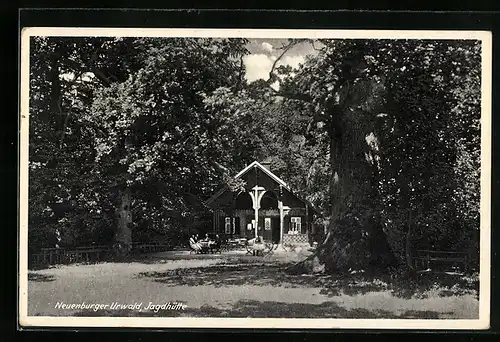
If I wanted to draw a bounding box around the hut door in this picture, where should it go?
[233,217,241,237]
[271,217,280,243]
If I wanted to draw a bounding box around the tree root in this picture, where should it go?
[286,253,326,275]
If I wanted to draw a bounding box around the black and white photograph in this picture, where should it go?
[18,28,491,329]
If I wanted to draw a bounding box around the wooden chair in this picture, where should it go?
[246,238,266,256]
[262,242,278,258]
[210,240,222,254]
[245,238,255,255]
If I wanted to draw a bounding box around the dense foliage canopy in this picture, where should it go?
[28,36,481,271]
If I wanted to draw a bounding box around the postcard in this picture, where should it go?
[19,27,491,330]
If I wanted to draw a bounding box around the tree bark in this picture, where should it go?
[329,118,344,219]
[49,53,62,122]
[114,187,133,256]
[231,193,235,239]
[405,210,414,271]
[287,79,396,275]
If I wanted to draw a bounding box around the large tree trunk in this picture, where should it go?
[287,79,396,275]
[49,54,61,118]
[405,211,414,271]
[113,187,133,256]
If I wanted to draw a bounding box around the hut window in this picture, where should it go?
[225,217,231,234]
[264,217,271,230]
[289,217,301,234]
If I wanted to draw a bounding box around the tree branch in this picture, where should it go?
[59,71,84,148]
[92,68,113,87]
[267,40,299,84]
[310,40,322,51]
[89,47,113,87]
[237,54,246,90]
[268,86,313,103]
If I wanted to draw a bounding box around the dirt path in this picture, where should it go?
[27,254,479,318]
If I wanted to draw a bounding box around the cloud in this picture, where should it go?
[279,55,305,70]
[243,53,306,84]
[243,54,274,83]
[270,80,280,91]
[261,42,273,53]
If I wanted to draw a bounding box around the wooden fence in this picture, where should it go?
[132,242,171,254]
[29,242,170,268]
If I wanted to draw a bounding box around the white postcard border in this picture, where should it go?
[18,27,492,330]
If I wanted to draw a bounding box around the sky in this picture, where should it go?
[243,39,319,87]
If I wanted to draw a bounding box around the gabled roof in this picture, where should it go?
[204,185,230,207]
[204,160,281,207]
[204,161,321,216]
[234,161,288,188]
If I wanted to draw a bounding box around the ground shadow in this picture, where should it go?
[72,299,451,319]
[136,263,298,288]
[136,261,478,300]
[136,262,385,296]
[28,273,56,282]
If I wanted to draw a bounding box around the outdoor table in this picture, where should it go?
[252,243,265,256]
[199,241,213,253]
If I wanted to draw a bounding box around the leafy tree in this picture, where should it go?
[28,36,128,252]
[207,39,481,274]
[87,37,250,254]
[283,39,482,273]
[28,36,481,274]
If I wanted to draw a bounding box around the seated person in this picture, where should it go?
[189,235,202,252]
[251,236,265,256]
